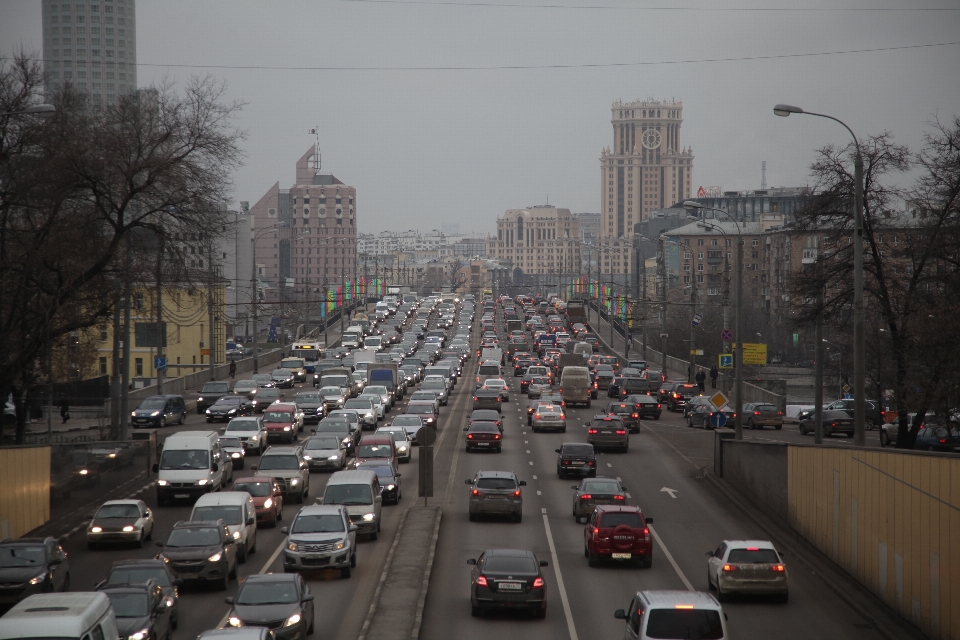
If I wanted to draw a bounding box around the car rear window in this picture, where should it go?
[479,365,501,375]
[645,609,724,639]
[754,404,778,412]
[583,480,620,494]
[562,444,594,456]
[727,548,781,564]
[470,422,500,433]
[476,477,517,490]
[483,557,538,573]
[599,512,642,528]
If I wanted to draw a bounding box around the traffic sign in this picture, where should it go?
[733,342,768,365]
[721,328,733,342]
[709,390,729,409]
[710,411,728,428]
[718,354,733,369]
[691,313,703,327]
[416,426,436,447]
[154,356,166,370]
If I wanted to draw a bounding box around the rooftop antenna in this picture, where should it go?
[308,127,321,175]
[761,161,767,190]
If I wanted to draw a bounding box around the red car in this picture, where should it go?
[262,403,301,444]
[583,505,654,568]
[232,476,284,527]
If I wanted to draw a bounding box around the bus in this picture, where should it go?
[291,342,324,372]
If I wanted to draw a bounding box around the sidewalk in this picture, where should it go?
[585,304,690,380]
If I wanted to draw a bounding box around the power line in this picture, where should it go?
[339,0,960,10]
[9,40,956,74]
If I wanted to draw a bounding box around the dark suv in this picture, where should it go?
[96,579,174,640]
[665,383,700,412]
[584,505,654,568]
[605,402,641,432]
[197,382,232,413]
[99,559,182,630]
[155,520,238,591]
[0,537,70,607]
[555,442,597,479]
[466,471,526,522]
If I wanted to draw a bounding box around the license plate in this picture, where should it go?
[569,461,584,465]
[174,494,189,499]
[477,442,490,446]
[611,553,632,560]
[498,582,523,590]
[304,554,323,560]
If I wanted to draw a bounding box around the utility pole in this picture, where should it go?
[734,232,744,439]
[252,234,260,374]
[688,285,697,383]
[207,248,216,381]
[110,279,122,436]
[155,242,165,394]
[814,255,824,444]
[119,252,132,441]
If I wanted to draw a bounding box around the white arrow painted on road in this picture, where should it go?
[661,487,678,499]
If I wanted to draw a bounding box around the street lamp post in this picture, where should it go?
[774,103,866,446]
[685,201,744,439]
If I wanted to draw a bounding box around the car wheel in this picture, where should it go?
[370,530,379,541]
[159,417,166,428]
[536,604,547,619]
[880,431,888,447]
[238,545,247,564]
[514,512,522,523]
[642,556,652,568]
[716,585,728,602]
[218,574,229,591]
[561,427,566,433]
[178,412,185,425]
[707,570,715,590]
[138,532,145,548]
[588,551,600,567]
[229,561,238,580]
[471,605,482,617]
[799,426,808,435]
[775,424,782,430]
[341,565,352,579]
[62,572,70,592]
[584,544,589,558]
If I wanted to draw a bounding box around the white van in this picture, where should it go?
[560,365,592,408]
[573,342,593,359]
[614,590,728,640]
[363,335,384,352]
[318,469,382,540]
[190,491,258,563]
[0,592,119,640]
[154,431,231,506]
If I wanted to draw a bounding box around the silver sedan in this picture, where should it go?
[570,477,627,521]
[531,404,566,433]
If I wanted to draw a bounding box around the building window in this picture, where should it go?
[99,325,108,341]
[135,358,143,376]
[99,357,108,375]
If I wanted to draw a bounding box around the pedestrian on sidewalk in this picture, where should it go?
[695,368,706,393]
[710,365,718,389]
[59,394,70,424]
[229,360,236,379]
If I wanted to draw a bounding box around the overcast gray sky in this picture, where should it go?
[2,0,959,234]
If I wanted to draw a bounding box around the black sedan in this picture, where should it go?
[799,409,855,437]
[624,394,662,421]
[555,442,597,479]
[205,396,254,422]
[468,549,548,618]
[225,573,315,639]
[358,461,402,504]
[470,409,504,433]
[293,392,325,424]
[97,579,174,640]
[464,421,503,453]
[687,404,735,429]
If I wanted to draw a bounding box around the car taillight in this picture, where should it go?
[831,422,838,427]
[471,489,479,496]
[773,564,785,572]
[580,494,592,500]
[588,460,596,466]
[616,429,626,435]
[613,494,625,500]
[673,393,679,398]
[559,414,565,419]
[777,411,783,416]
[754,411,761,415]
[473,397,479,402]
[532,577,544,588]
[588,428,598,434]
[722,564,737,572]
[593,383,598,388]
[477,575,488,587]
[940,439,947,444]
[631,413,639,418]
[535,413,541,419]
[467,434,474,439]
[494,434,501,440]
[657,404,661,408]
[643,527,650,540]
[592,527,599,540]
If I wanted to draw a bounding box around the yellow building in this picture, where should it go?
[89,284,227,383]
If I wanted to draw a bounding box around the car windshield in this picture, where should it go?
[357,444,391,458]
[483,557,538,574]
[422,381,445,390]
[292,514,345,534]
[214,397,242,406]
[476,478,517,490]
[345,400,372,409]
[562,444,594,456]
[295,394,321,402]
[407,406,433,415]
[469,422,500,433]
[226,420,259,432]
[234,482,272,497]
[258,455,300,470]
[0,545,44,567]
[307,437,341,450]
[727,548,781,564]
[263,411,293,422]
[192,506,242,525]
[96,504,140,519]
[393,416,422,426]
[320,387,343,396]
[165,527,220,548]
[324,484,373,505]
[478,365,500,375]
[235,382,256,390]
[362,465,395,480]
[219,438,242,448]
[138,399,166,410]
[583,480,620,494]
[159,449,209,470]
[202,383,230,393]
[236,581,299,605]
[258,389,280,398]
[754,404,778,412]
[316,423,349,435]
[411,393,435,401]
[252,374,273,383]
[272,370,292,377]
[280,360,303,369]
[599,512,643,528]
[107,566,170,587]
[105,592,149,617]
[645,609,724,640]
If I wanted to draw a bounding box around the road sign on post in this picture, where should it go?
[710,411,728,428]
[721,329,733,342]
[154,356,166,370]
[709,391,729,409]
[718,354,733,369]
[691,313,703,327]
[734,342,768,365]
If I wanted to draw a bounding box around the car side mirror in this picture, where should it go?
[302,593,315,602]
[211,463,219,472]
[247,517,255,525]
[519,481,526,486]
[571,485,579,490]
[466,559,477,565]
[539,560,548,567]
[349,524,358,532]
[224,597,235,605]
[644,517,654,523]
[705,551,714,557]
[152,463,159,473]
[555,448,561,453]
[620,487,627,491]
[584,421,592,426]
[614,609,627,620]
[154,540,164,547]
[250,465,258,471]
[463,427,469,431]
[280,527,288,534]
[465,479,473,484]
[315,497,324,504]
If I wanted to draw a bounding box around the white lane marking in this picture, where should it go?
[625,492,632,499]
[607,463,612,468]
[216,530,288,628]
[660,487,678,499]
[523,431,527,435]
[616,476,622,482]
[529,461,534,465]
[542,512,580,640]
[525,440,529,444]
[648,524,695,592]
[532,475,538,480]
[526,450,531,454]
[537,490,542,495]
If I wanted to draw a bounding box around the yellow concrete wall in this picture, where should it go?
[788,446,959,639]
[0,446,51,538]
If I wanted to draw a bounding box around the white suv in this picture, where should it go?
[614,590,727,640]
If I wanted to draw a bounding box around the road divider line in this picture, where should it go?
[541,512,580,640]
[648,524,695,592]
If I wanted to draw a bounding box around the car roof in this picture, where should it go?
[637,590,722,610]
[0,537,53,546]
[174,519,224,529]
[241,573,299,584]
[722,539,778,550]
[99,499,141,506]
[475,470,517,479]
[296,504,346,517]
[483,548,536,558]
[262,446,300,455]
[595,505,642,515]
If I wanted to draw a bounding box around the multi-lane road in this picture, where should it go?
[50,303,897,640]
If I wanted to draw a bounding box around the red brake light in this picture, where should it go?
[613,494,625,500]
[580,494,592,500]
[753,411,761,415]
[494,434,501,440]
[588,428,598,434]
[777,411,783,416]
[467,434,473,439]
[532,577,544,588]
[773,564,785,572]
[722,564,737,572]
[657,404,661,408]
[471,488,479,496]
[831,422,838,427]
[747,547,759,551]
[476,575,488,587]
[514,490,521,497]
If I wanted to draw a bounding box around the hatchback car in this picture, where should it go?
[280,504,357,577]
[473,388,504,412]
[743,403,784,430]
[293,392,325,424]
[706,540,788,602]
[604,401,642,432]
[571,477,627,522]
[231,477,283,527]
[614,590,728,640]
[353,435,397,471]
[687,405,736,430]
[155,520,237,591]
[270,369,296,389]
[531,404,566,433]
[665,383,700,411]
[585,505,653,568]
[586,415,630,452]
[798,409,853,437]
[225,573,315,637]
[131,395,186,428]
[302,434,347,471]
[464,421,503,452]
[86,499,154,549]
[405,402,439,429]
[468,549,548,618]
[556,442,597,479]
[913,424,960,452]
[624,395,662,422]
[466,471,525,522]
[262,405,303,444]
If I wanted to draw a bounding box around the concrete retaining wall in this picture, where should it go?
[718,439,789,522]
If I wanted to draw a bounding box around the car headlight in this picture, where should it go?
[131,411,137,417]
[228,408,237,414]
[290,478,299,486]
[29,573,46,585]
[198,397,204,402]
[78,469,89,475]
[228,616,242,627]
[90,526,103,533]
[196,479,209,486]
[130,628,151,640]
[287,541,298,552]
[342,437,352,445]
[303,455,313,461]
[397,446,407,452]
[328,454,341,460]
[263,498,273,509]
[160,555,169,563]
[283,426,291,431]
[206,409,212,414]
[231,452,241,458]
[157,479,168,486]
[385,484,396,491]
[362,513,375,521]
[233,531,241,539]
[150,411,161,417]
[334,540,345,550]
[208,552,222,562]
[248,435,258,442]
[122,525,135,532]
[284,614,302,627]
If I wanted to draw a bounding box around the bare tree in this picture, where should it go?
[0,55,245,443]
[447,258,468,293]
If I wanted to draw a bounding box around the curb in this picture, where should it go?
[702,469,926,640]
[410,509,442,639]
[357,506,411,640]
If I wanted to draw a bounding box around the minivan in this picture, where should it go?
[154,431,231,505]
[318,470,382,540]
[190,491,258,563]
[353,434,397,471]
[0,592,119,640]
[561,366,592,408]
[130,395,186,429]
